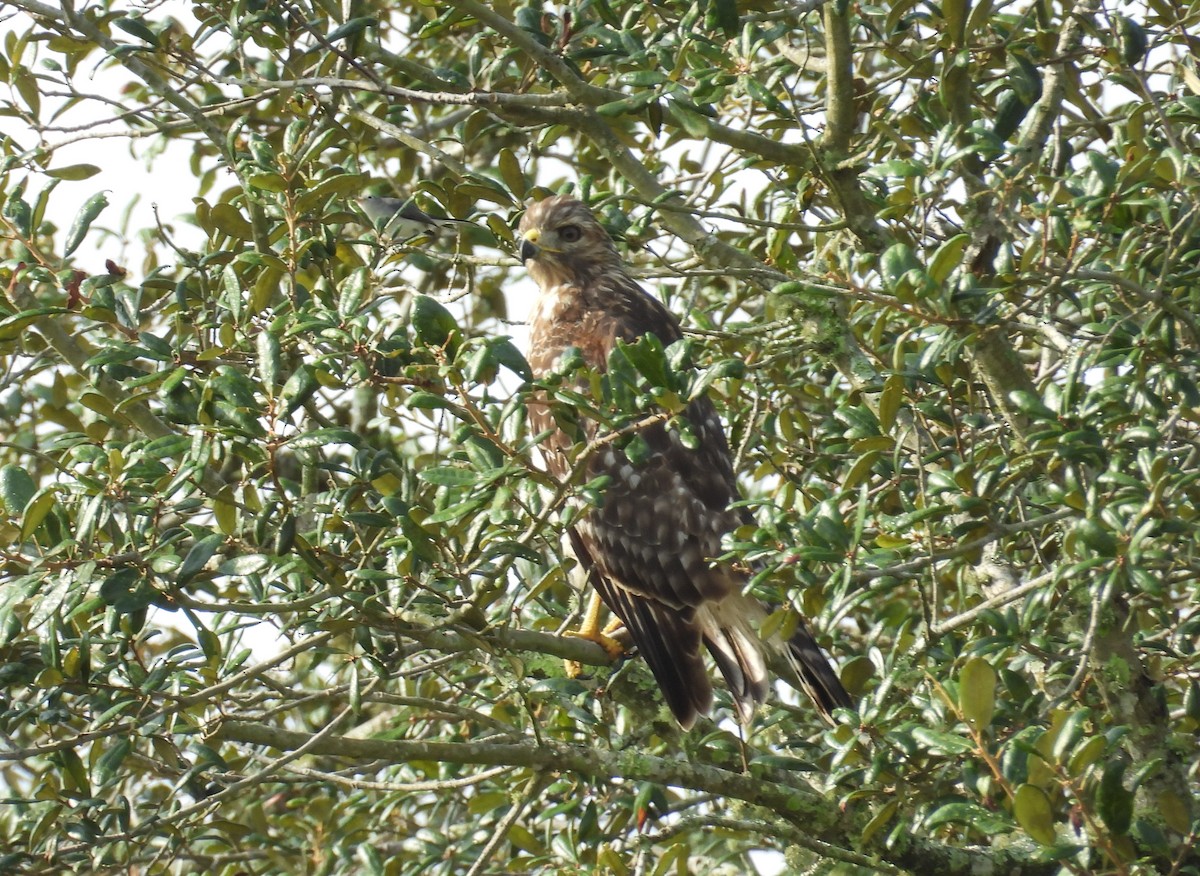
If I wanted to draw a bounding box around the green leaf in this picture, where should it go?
[911,727,975,755]
[860,798,899,845]
[406,391,455,411]
[217,554,271,576]
[843,449,881,490]
[425,495,488,524]
[596,91,658,117]
[0,307,71,342]
[113,16,159,44]
[98,568,145,612]
[338,267,368,317]
[94,737,132,786]
[992,91,1030,142]
[1117,15,1148,65]
[1008,390,1056,420]
[489,338,532,381]
[622,434,651,466]
[943,0,968,45]
[212,365,260,409]
[1095,760,1133,835]
[137,331,174,361]
[880,242,922,287]
[925,801,1014,834]
[21,489,57,541]
[928,233,970,284]
[56,748,91,796]
[326,16,377,43]
[45,164,102,181]
[64,192,109,257]
[959,657,996,730]
[743,76,790,116]
[1013,784,1057,845]
[281,364,320,415]
[411,295,458,349]
[708,0,738,36]
[274,515,297,555]
[0,464,37,515]
[215,487,239,536]
[178,533,225,585]
[619,70,667,88]
[614,334,669,388]
[483,540,544,563]
[498,148,526,199]
[247,173,289,193]
[286,429,361,449]
[671,101,713,136]
[210,203,254,240]
[1067,735,1107,776]
[257,330,281,389]
[878,373,904,432]
[417,466,481,486]
[345,511,392,528]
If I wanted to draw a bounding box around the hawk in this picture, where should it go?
[518,195,852,729]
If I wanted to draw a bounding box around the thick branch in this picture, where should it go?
[820,0,888,252]
[1012,0,1103,174]
[1091,598,1195,841]
[215,720,1060,875]
[216,719,835,827]
[956,0,1102,449]
[386,619,618,667]
[445,0,816,170]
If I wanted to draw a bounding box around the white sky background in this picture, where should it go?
[1,14,200,263]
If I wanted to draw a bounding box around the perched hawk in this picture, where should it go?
[518,195,852,729]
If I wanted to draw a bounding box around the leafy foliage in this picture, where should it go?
[2,0,1199,874]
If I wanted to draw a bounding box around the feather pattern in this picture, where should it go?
[520,195,851,728]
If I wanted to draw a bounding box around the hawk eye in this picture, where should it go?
[559,224,582,243]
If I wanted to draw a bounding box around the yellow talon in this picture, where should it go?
[565,592,626,676]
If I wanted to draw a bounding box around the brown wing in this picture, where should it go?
[529,271,766,726]
[522,197,850,726]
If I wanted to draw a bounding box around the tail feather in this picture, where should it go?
[567,528,852,726]
[697,600,770,724]
[703,624,770,724]
[780,620,854,724]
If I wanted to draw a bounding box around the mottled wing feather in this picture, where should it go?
[522,195,850,726]
[531,271,760,723]
[569,527,713,726]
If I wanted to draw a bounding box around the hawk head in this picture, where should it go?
[518,195,624,288]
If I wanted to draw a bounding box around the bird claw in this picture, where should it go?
[564,620,627,677]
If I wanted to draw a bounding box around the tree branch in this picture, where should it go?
[13,0,273,252]
[1012,0,1104,174]
[820,0,888,252]
[445,0,817,170]
[214,720,1062,875]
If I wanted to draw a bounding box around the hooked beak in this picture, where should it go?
[519,228,541,264]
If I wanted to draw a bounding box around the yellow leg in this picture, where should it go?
[565,591,626,677]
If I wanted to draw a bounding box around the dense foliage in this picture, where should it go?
[2,0,1199,873]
